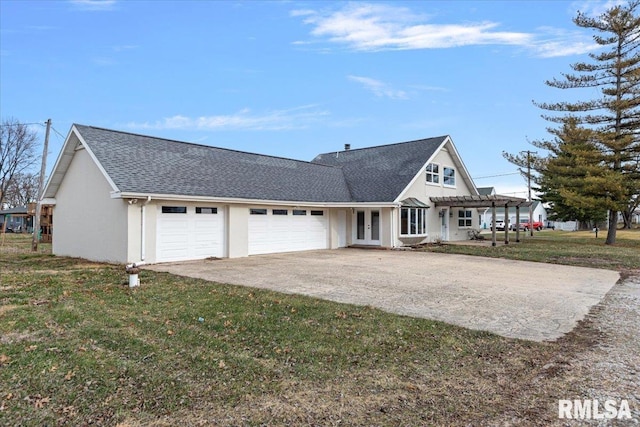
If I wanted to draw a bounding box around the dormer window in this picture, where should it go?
[426,163,439,184]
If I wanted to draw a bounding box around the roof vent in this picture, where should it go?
[344,144,351,151]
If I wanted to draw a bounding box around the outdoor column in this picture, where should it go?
[491,202,497,246]
[504,203,509,244]
[515,206,521,243]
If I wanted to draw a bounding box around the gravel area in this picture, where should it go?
[561,273,640,425]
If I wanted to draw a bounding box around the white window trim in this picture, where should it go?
[443,166,456,188]
[457,209,473,228]
[400,207,428,236]
[425,163,440,186]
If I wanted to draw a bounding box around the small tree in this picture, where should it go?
[3,172,40,208]
[0,118,39,209]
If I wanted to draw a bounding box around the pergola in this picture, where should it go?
[429,195,533,246]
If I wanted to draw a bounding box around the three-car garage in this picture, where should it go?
[155,204,330,262]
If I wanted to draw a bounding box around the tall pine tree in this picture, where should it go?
[535,119,614,227]
[510,1,640,244]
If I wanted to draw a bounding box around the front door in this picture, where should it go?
[354,209,380,245]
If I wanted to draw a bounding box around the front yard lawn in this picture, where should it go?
[0,233,635,426]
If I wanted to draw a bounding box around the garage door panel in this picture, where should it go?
[157,206,225,262]
[248,208,328,255]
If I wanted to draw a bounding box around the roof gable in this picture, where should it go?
[312,136,448,202]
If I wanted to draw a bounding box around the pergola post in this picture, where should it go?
[515,206,521,242]
[504,203,509,244]
[491,202,497,247]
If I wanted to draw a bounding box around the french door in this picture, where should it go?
[354,209,380,245]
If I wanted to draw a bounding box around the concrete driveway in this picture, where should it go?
[145,248,619,342]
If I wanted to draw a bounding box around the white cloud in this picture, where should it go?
[348,75,408,100]
[112,45,139,52]
[530,27,598,57]
[127,105,330,131]
[570,0,626,18]
[292,2,599,57]
[69,0,117,11]
[295,3,532,51]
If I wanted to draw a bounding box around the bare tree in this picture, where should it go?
[3,173,40,208]
[0,118,39,208]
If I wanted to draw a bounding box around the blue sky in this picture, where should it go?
[0,0,623,197]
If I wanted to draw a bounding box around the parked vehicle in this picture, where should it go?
[515,219,543,231]
[491,220,506,231]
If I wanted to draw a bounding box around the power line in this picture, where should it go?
[0,122,46,128]
[51,126,66,140]
[472,172,521,180]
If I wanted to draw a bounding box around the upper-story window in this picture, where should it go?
[443,167,456,186]
[426,163,440,184]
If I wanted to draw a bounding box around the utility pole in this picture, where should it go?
[32,118,51,252]
[527,150,535,237]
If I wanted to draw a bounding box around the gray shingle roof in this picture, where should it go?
[0,206,28,215]
[477,187,495,196]
[75,125,353,203]
[311,136,447,202]
[73,125,448,204]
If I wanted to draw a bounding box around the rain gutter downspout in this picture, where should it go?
[141,196,151,262]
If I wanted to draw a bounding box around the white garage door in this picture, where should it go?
[248,208,328,255]
[156,205,225,262]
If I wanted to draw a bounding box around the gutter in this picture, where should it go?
[112,191,396,209]
[141,196,151,262]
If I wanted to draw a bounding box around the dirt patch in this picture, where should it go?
[0,330,41,345]
[0,304,20,316]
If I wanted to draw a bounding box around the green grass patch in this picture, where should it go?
[427,229,640,271]
[0,233,628,425]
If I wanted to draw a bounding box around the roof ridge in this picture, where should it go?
[316,135,449,156]
[73,123,342,170]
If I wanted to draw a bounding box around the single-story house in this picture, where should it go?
[0,206,31,233]
[480,200,547,229]
[43,124,515,264]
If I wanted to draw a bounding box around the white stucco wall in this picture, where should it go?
[227,205,250,258]
[394,145,477,246]
[52,148,128,263]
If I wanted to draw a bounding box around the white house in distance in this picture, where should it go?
[42,124,526,264]
[480,200,548,230]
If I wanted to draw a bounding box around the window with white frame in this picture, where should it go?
[426,163,439,184]
[458,209,473,227]
[443,167,456,186]
[400,207,427,236]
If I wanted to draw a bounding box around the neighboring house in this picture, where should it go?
[480,200,547,230]
[477,187,496,196]
[0,206,30,232]
[42,124,484,264]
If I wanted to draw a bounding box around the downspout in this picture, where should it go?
[140,196,151,262]
[391,203,401,248]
